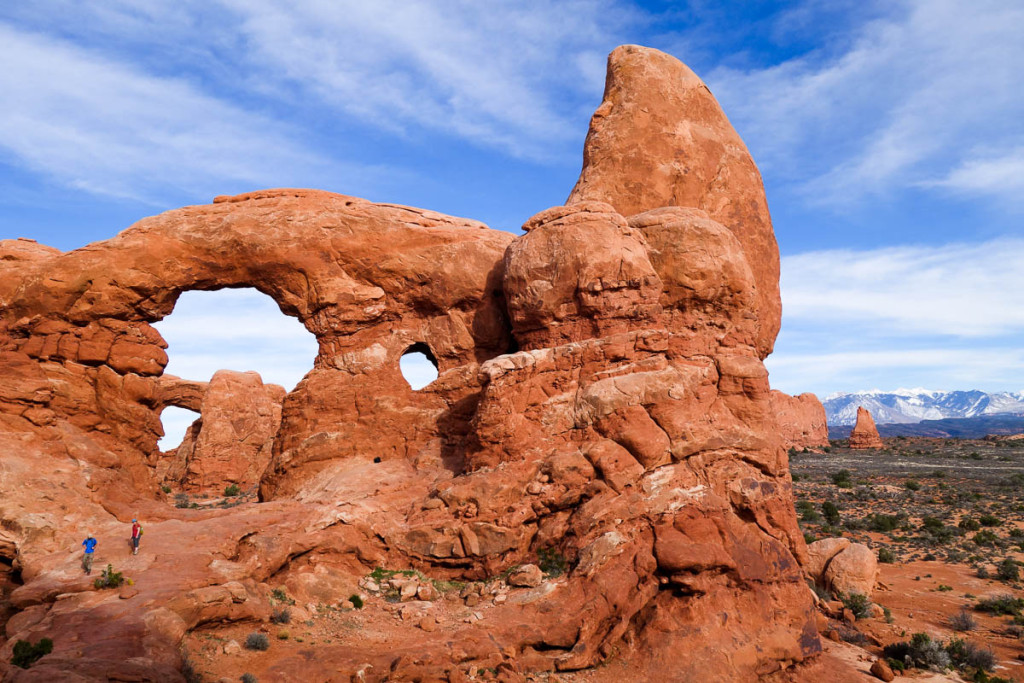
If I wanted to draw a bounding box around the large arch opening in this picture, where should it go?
[400,342,439,390]
[153,288,318,450]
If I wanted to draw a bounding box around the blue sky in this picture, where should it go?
[2,1,1023,445]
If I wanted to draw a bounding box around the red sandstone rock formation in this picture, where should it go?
[771,390,830,451]
[163,370,285,492]
[0,46,827,682]
[849,406,884,449]
[567,45,781,359]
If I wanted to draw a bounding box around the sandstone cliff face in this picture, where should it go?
[0,46,819,682]
[771,391,830,451]
[849,406,884,449]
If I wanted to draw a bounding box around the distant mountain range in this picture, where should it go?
[828,414,1024,440]
[823,389,1024,426]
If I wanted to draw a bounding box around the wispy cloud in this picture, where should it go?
[0,23,345,203]
[709,0,1024,206]
[780,238,1024,337]
[768,238,1024,395]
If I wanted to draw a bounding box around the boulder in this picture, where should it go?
[825,543,879,597]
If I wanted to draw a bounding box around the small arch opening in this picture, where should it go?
[158,406,201,452]
[400,342,439,390]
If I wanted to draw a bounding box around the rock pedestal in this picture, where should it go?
[849,406,884,449]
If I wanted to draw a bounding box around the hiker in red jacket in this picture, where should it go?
[130,518,143,555]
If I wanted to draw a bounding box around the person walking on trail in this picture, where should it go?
[81,533,97,574]
[130,519,143,555]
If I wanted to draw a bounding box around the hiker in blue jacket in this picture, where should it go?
[81,533,97,574]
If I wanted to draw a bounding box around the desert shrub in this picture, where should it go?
[933,469,947,478]
[979,514,1002,527]
[1009,528,1024,539]
[950,608,977,631]
[976,594,1024,616]
[160,484,171,494]
[946,637,996,672]
[831,469,853,488]
[997,558,1020,582]
[821,501,841,526]
[241,675,258,683]
[796,500,820,522]
[349,594,364,609]
[244,632,270,651]
[905,479,921,491]
[224,483,241,497]
[883,632,950,671]
[270,588,295,605]
[840,592,872,619]
[803,531,817,544]
[867,513,904,532]
[920,516,944,533]
[878,546,896,564]
[977,565,990,579]
[937,584,953,591]
[538,547,568,577]
[94,564,126,589]
[270,607,291,624]
[174,492,191,509]
[960,517,982,531]
[276,629,289,640]
[973,530,999,546]
[886,657,905,672]
[11,638,53,669]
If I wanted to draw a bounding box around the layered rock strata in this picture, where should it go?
[0,45,822,682]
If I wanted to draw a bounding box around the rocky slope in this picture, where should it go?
[0,45,828,681]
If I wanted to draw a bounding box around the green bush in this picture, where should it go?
[174,492,190,509]
[840,592,872,619]
[979,513,1001,527]
[905,479,921,491]
[973,530,999,546]
[94,564,126,590]
[831,469,853,488]
[11,638,53,669]
[950,608,977,631]
[241,674,258,683]
[349,593,364,609]
[883,632,950,671]
[224,483,241,497]
[867,513,904,532]
[959,517,982,531]
[877,547,896,564]
[975,594,1024,616]
[997,558,1019,582]
[538,547,568,577]
[270,608,291,624]
[244,632,270,651]
[821,501,841,526]
[270,588,295,605]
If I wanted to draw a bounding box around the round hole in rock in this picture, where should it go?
[153,288,318,449]
[400,342,439,390]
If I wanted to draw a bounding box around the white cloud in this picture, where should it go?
[1,1,634,163]
[0,23,341,202]
[709,0,1024,206]
[153,289,319,390]
[927,148,1024,198]
[779,239,1024,337]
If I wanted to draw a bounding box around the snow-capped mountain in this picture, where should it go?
[823,389,1024,426]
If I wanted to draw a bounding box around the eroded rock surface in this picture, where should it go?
[849,407,884,450]
[771,391,830,451]
[0,45,824,682]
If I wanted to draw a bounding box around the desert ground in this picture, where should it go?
[791,435,1024,682]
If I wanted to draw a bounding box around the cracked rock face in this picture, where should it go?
[0,46,819,681]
